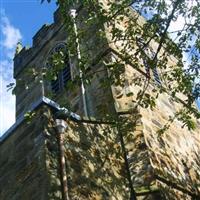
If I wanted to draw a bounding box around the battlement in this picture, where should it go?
[13,9,62,78]
[32,24,51,47]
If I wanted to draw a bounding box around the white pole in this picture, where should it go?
[69,9,89,117]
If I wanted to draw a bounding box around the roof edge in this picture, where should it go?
[0,96,81,144]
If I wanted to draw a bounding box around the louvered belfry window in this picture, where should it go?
[143,56,162,85]
[137,39,161,85]
[46,42,71,93]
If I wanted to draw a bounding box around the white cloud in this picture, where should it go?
[0,10,22,136]
[0,60,13,81]
[0,74,15,135]
[1,10,22,50]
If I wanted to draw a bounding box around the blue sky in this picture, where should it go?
[0,0,57,136]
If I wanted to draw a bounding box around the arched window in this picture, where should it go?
[45,42,71,93]
[137,39,161,85]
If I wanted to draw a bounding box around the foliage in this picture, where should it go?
[38,0,200,199]
[40,0,200,124]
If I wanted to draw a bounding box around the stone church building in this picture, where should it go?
[0,2,200,200]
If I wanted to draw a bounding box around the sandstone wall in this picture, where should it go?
[44,108,162,199]
[109,52,200,199]
[0,105,162,200]
[0,108,48,200]
[141,94,200,199]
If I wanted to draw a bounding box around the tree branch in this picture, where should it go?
[153,0,184,65]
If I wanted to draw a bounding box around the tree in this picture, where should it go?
[39,0,200,199]
[41,0,200,127]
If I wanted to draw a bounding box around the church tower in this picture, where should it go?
[13,7,115,121]
[0,2,200,200]
[13,10,75,120]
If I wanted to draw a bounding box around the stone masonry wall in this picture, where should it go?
[45,116,128,200]
[141,94,200,199]
[0,104,162,200]
[110,54,200,199]
[0,107,48,200]
[45,109,162,200]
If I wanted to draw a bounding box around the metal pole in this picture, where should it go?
[69,9,89,117]
[55,119,70,200]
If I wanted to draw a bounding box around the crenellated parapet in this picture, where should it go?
[13,8,63,79]
[32,24,51,47]
[14,46,31,78]
[13,8,69,120]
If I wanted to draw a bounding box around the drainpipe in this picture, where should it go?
[69,9,89,118]
[116,119,137,200]
[55,119,70,200]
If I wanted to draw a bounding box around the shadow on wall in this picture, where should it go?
[45,110,161,200]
